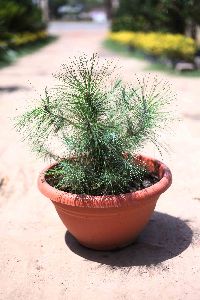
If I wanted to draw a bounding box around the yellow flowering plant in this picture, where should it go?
[108,31,197,61]
[0,31,48,50]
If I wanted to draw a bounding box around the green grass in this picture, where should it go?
[103,39,200,77]
[0,35,58,69]
[103,39,145,60]
[145,61,200,77]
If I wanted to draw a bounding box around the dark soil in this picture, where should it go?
[127,172,159,193]
[45,168,160,196]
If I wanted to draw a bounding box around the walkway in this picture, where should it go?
[0,22,200,300]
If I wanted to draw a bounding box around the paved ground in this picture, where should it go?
[0,22,200,300]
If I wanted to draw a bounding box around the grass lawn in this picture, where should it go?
[103,39,200,77]
[145,61,200,77]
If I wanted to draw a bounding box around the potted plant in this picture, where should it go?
[16,53,173,250]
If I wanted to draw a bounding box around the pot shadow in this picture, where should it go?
[64,212,193,267]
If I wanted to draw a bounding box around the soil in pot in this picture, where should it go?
[45,164,159,196]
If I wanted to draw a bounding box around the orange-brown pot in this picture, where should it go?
[38,155,172,250]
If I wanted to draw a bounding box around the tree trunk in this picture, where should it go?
[104,0,113,20]
[36,0,49,23]
[191,22,197,40]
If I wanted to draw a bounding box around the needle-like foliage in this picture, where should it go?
[16,53,175,195]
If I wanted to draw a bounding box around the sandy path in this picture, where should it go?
[0,22,200,300]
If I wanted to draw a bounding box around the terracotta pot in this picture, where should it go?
[38,155,172,250]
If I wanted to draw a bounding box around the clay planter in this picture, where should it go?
[38,155,172,250]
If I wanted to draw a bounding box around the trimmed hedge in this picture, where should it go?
[108,31,197,61]
[0,31,48,50]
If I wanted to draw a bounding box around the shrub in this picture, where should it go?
[111,15,150,32]
[112,0,200,38]
[0,31,48,50]
[108,31,134,45]
[0,31,48,64]
[0,0,46,33]
[9,31,48,47]
[108,31,197,61]
[16,54,175,196]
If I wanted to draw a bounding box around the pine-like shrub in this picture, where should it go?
[16,54,175,196]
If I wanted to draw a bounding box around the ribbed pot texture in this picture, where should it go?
[38,155,172,250]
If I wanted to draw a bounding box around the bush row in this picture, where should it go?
[108,31,197,61]
[0,31,48,50]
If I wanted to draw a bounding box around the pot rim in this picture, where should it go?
[37,155,172,208]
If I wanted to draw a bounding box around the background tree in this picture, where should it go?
[0,0,45,33]
[161,0,200,39]
[112,0,200,39]
[49,0,67,18]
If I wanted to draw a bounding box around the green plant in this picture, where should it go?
[0,0,45,33]
[111,15,150,32]
[112,0,200,39]
[0,33,55,69]
[108,31,196,61]
[16,54,175,196]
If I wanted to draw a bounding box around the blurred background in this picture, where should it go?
[1,1,200,299]
[1,0,200,70]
